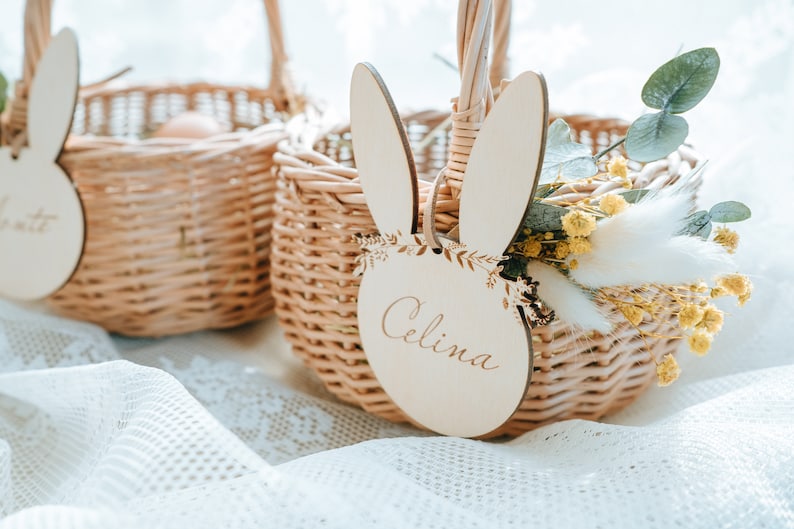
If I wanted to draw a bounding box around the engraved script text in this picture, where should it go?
[381,296,500,370]
[0,195,58,235]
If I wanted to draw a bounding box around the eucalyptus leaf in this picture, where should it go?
[625,112,689,162]
[540,118,598,182]
[677,210,712,239]
[618,189,651,203]
[0,73,7,114]
[546,118,573,148]
[523,202,568,232]
[540,142,598,183]
[642,48,720,114]
[709,201,751,223]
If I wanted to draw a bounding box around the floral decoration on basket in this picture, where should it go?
[498,47,752,388]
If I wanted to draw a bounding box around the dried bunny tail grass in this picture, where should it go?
[570,193,735,289]
[527,261,610,333]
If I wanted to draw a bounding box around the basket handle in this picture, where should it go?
[489,0,511,89]
[263,0,299,113]
[3,0,297,148]
[446,0,511,196]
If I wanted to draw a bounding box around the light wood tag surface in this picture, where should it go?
[351,63,549,437]
[0,29,84,300]
[357,239,533,438]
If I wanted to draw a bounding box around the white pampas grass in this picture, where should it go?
[527,261,611,332]
[570,192,736,288]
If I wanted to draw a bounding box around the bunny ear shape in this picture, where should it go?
[28,28,79,161]
[459,71,548,256]
[350,63,418,235]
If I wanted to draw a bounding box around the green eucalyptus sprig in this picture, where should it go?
[540,47,720,183]
[626,48,720,162]
[678,201,752,239]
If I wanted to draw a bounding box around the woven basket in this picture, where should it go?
[271,0,703,436]
[2,0,300,337]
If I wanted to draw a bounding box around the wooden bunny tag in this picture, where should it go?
[0,29,84,300]
[351,63,549,437]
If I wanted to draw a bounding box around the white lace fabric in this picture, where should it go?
[1,1,793,527]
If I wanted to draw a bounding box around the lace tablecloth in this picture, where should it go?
[1,1,793,527]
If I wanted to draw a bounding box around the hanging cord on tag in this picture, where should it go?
[424,96,485,250]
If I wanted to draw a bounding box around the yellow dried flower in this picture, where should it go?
[691,281,709,293]
[677,303,704,330]
[618,303,645,326]
[738,289,752,307]
[698,305,724,334]
[687,330,713,356]
[561,210,597,237]
[521,239,543,258]
[656,353,681,387]
[555,241,571,259]
[716,274,752,297]
[569,259,579,270]
[607,156,629,178]
[567,237,592,255]
[544,232,554,240]
[713,226,739,254]
[599,194,628,216]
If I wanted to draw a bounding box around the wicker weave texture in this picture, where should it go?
[4,0,297,336]
[272,114,702,436]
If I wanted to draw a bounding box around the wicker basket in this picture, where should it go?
[271,0,703,436]
[2,0,300,337]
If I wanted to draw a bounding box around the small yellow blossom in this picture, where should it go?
[567,237,592,255]
[687,330,713,356]
[677,303,704,330]
[621,178,633,189]
[520,239,543,258]
[555,241,571,259]
[716,274,752,297]
[618,303,645,326]
[607,156,629,178]
[691,281,709,293]
[544,232,554,240]
[599,194,629,216]
[713,226,739,254]
[561,210,597,237]
[698,305,724,334]
[656,353,681,387]
[569,259,579,270]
